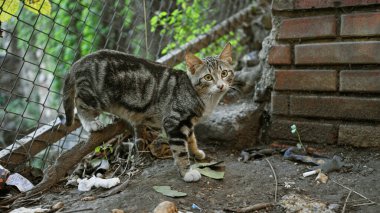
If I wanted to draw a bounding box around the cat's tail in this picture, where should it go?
[63,72,76,126]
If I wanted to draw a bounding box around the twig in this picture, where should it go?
[352,202,376,207]
[59,208,94,213]
[224,202,273,212]
[341,190,352,213]
[332,180,376,205]
[265,158,278,203]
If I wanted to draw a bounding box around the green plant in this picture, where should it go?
[290,124,306,152]
[150,0,244,70]
[94,143,114,159]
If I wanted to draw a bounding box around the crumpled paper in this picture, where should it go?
[77,176,120,191]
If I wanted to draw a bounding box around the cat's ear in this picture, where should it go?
[185,52,203,75]
[219,42,233,65]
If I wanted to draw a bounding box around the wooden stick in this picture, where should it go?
[0,117,81,168]
[341,190,352,213]
[224,202,273,212]
[265,158,278,203]
[24,120,129,197]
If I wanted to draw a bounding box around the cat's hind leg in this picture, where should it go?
[76,98,104,132]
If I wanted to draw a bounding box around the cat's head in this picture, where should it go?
[185,43,234,98]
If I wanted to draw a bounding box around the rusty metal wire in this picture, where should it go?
[0,0,253,170]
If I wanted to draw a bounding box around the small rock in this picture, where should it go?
[52,202,64,210]
[111,209,125,213]
[153,201,178,213]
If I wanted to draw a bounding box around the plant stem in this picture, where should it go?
[296,130,306,153]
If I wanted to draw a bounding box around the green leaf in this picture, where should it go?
[153,186,187,197]
[192,161,225,180]
[24,0,52,16]
[94,146,101,153]
[195,167,224,180]
[0,0,20,22]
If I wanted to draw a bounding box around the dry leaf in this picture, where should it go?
[315,172,328,184]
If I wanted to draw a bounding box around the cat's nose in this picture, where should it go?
[218,84,224,91]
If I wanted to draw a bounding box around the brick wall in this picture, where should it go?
[268,1,380,147]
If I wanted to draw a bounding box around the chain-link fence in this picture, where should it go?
[0,0,255,171]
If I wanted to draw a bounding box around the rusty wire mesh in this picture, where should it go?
[0,0,253,170]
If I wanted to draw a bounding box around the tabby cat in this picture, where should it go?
[63,43,234,182]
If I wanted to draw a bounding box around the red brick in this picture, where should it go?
[290,95,380,121]
[270,119,337,144]
[275,69,337,91]
[278,16,336,39]
[294,0,380,9]
[341,12,380,37]
[271,92,288,115]
[268,45,291,65]
[340,70,380,93]
[295,41,380,64]
[339,124,380,147]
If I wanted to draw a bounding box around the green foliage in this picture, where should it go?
[94,143,114,159]
[150,0,244,70]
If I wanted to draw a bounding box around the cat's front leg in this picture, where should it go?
[187,131,206,160]
[164,117,201,182]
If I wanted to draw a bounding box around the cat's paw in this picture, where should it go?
[82,120,104,132]
[194,149,206,160]
[183,169,201,182]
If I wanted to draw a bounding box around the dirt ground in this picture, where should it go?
[34,143,380,213]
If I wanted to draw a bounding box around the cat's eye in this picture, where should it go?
[204,74,213,81]
[221,70,228,78]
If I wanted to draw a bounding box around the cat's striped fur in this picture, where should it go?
[63,43,234,182]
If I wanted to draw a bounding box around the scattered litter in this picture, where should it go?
[153,201,178,213]
[0,166,10,190]
[6,173,34,192]
[316,172,328,184]
[285,147,346,173]
[284,181,295,189]
[111,209,125,213]
[239,148,278,162]
[9,207,50,213]
[303,169,321,177]
[90,158,110,176]
[77,176,120,192]
[153,186,187,197]
[280,193,337,213]
[191,203,202,211]
[192,161,225,180]
[81,196,96,201]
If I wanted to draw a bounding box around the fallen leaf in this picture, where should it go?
[153,186,187,197]
[111,209,125,213]
[192,161,225,180]
[195,167,224,179]
[193,161,224,168]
